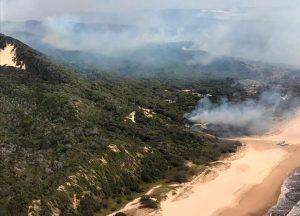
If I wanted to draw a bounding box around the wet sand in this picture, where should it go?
[156,111,300,216]
[216,111,300,216]
[216,145,300,216]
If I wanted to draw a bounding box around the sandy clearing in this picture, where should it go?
[107,185,162,216]
[108,144,121,153]
[125,111,136,123]
[154,110,300,216]
[139,107,156,118]
[0,43,26,70]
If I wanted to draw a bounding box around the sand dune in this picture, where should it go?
[155,111,300,216]
[0,43,26,70]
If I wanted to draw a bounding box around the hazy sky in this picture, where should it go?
[1,0,300,66]
[0,0,297,21]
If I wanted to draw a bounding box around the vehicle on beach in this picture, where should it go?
[277,141,288,147]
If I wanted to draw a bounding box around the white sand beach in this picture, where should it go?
[155,111,300,216]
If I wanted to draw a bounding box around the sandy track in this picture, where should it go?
[108,185,162,216]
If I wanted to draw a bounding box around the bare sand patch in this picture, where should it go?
[108,144,121,153]
[108,185,162,216]
[0,43,26,70]
[125,111,136,123]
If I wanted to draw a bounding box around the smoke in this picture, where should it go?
[189,5,300,66]
[40,15,177,55]
[1,0,292,21]
[2,0,300,65]
[185,91,284,135]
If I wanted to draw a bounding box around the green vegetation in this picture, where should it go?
[0,34,240,215]
[114,212,127,216]
[139,195,159,209]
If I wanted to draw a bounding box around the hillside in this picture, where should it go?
[4,20,300,82]
[0,34,240,216]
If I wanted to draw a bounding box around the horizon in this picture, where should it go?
[1,0,300,65]
[1,0,299,21]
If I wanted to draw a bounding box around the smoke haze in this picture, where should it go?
[1,0,300,65]
[1,0,296,21]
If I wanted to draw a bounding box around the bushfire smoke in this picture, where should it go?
[1,0,300,66]
[186,91,284,135]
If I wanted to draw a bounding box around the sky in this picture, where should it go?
[0,0,297,21]
[1,0,300,66]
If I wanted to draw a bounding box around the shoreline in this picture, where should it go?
[154,111,300,216]
[107,144,245,216]
[215,110,300,216]
[111,111,300,216]
[216,145,300,216]
[155,141,288,216]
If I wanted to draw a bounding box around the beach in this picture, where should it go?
[154,111,300,216]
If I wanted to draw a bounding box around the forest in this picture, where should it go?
[0,34,241,216]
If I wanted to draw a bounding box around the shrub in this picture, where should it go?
[115,212,127,216]
[139,195,158,209]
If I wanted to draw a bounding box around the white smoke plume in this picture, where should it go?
[186,91,283,134]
